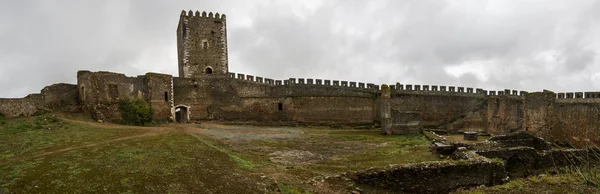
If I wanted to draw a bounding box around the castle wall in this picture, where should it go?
[286,83,376,124]
[550,102,600,147]
[41,83,79,110]
[523,92,555,135]
[0,83,79,117]
[0,94,43,117]
[173,74,378,124]
[521,91,600,148]
[389,89,488,131]
[77,71,172,122]
[173,75,287,121]
[145,73,174,119]
[486,96,523,134]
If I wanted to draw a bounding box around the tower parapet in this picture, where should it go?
[177,10,228,78]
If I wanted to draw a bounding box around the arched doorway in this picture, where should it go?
[175,105,191,123]
[205,67,213,74]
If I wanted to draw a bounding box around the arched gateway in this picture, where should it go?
[174,105,191,123]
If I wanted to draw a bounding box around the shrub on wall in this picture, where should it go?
[118,98,154,126]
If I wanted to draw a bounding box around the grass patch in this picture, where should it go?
[186,133,256,170]
[277,182,311,194]
[0,132,262,193]
[0,114,147,160]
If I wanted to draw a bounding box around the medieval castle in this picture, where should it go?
[1,10,600,148]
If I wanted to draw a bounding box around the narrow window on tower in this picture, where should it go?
[202,40,208,49]
[278,103,283,111]
[164,92,169,102]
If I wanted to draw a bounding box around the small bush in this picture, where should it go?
[118,98,154,126]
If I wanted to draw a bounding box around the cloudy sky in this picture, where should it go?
[1,0,600,98]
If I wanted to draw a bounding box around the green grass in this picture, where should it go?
[245,129,440,175]
[0,131,261,193]
[0,114,146,160]
[186,133,256,170]
[311,131,441,172]
[277,182,311,194]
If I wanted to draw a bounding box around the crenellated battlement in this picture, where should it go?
[227,72,379,90]
[389,83,528,98]
[225,72,546,97]
[555,91,600,99]
[180,10,226,20]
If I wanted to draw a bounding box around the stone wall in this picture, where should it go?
[476,147,600,177]
[486,96,524,134]
[145,73,174,119]
[522,91,600,148]
[523,91,555,134]
[550,102,600,147]
[41,83,79,110]
[177,10,228,78]
[353,159,507,194]
[77,71,173,122]
[0,94,43,117]
[390,91,488,131]
[173,74,377,124]
[0,83,78,118]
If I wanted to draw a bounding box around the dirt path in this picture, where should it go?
[61,117,167,130]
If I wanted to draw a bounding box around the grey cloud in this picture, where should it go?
[2,0,600,97]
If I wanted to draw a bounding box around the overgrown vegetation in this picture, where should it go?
[0,113,5,125]
[118,98,154,126]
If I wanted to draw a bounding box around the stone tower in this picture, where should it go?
[177,10,228,78]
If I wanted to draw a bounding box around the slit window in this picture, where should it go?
[164,92,169,102]
[202,40,208,49]
[278,103,283,111]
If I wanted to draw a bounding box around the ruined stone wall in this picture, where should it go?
[390,89,488,131]
[0,83,79,117]
[177,10,228,78]
[77,71,172,122]
[0,94,43,117]
[41,83,79,110]
[145,73,174,119]
[353,159,507,194]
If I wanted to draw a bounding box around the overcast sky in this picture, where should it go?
[1,0,600,98]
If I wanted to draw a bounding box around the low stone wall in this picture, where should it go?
[488,131,552,150]
[476,147,600,177]
[352,159,507,194]
[0,94,43,117]
[0,83,79,118]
